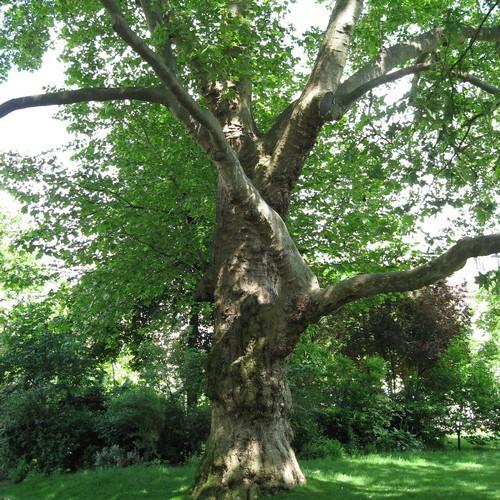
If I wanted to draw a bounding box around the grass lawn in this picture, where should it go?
[0,448,498,499]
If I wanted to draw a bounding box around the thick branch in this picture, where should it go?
[137,0,162,32]
[0,87,168,118]
[257,0,364,214]
[335,63,433,116]
[100,0,229,155]
[306,0,364,94]
[137,0,176,70]
[263,64,433,149]
[335,25,500,111]
[458,73,500,95]
[99,0,260,212]
[307,234,500,321]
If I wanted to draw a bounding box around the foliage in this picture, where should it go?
[290,336,394,453]
[133,327,209,406]
[391,376,447,447]
[0,383,104,475]
[0,300,104,390]
[338,283,471,387]
[158,398,210,464]
[290,284,498,453]
[0,209,48,311]
[0,298,106,477]
[427,335,500,448]
[0,289,211,478]
[98,385,166,461]
[375,429,423,453]
[300,437,344,459]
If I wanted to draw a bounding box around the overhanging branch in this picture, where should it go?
[458,73,500,95]
[307,234,500,321]
[0,87,169,118]
[100,0,228,154]
[335,63,433,115]
[335,24,500,113]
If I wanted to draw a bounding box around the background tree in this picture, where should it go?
[427,335,499,450]
[289,336,393,455]
[0,298,106,480]
[1,0,499,497]
[288,283,494,453]
[339,283,471,393]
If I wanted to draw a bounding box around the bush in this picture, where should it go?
[158,398,210,464]
[8,459,29,484]
[99,386,166,461]
[375,429,423,452]
[464,433,499,447]
[290,339,395,453]
[300,437,344,459]
[0,301,108,479]
[0,385,104,477]
[291,411,322,457]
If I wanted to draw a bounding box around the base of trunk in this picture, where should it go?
[192,405,305,499]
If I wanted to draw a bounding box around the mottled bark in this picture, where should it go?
[192,184,312,498]
[194,396,304,499]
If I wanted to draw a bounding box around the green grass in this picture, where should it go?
[1,449,498,499]
[284,449,500,499]
[0,463,196,500]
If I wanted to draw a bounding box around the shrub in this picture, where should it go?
[99,386,166,461]
[0,385,104,476]
[300,437,344,459]
[375,429,423,452]
[465,433,499,447]
[290,339,395,452]
[291,412,322,457]
[8,459,29,484]
[158,398,210,464]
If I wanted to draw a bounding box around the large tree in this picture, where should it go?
[1,0,500,497]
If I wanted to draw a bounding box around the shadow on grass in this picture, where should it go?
[276,450,500,499]
[0,464,196,500]
[1,450,498,499]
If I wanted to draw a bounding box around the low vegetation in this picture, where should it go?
[1,447,498,499]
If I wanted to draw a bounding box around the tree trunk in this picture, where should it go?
[192,184,307,498]
[192,355,305,499]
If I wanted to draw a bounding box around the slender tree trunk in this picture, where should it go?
[186,307,202,410]
[192,184,307,498]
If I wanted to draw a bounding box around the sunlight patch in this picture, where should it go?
[334,472,368,486]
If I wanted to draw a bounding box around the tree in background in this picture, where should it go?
[340,283,471,393]
[0,299,106,480]
[289,282,499,452]
[427,335,499,450]
[1,1,500,496]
